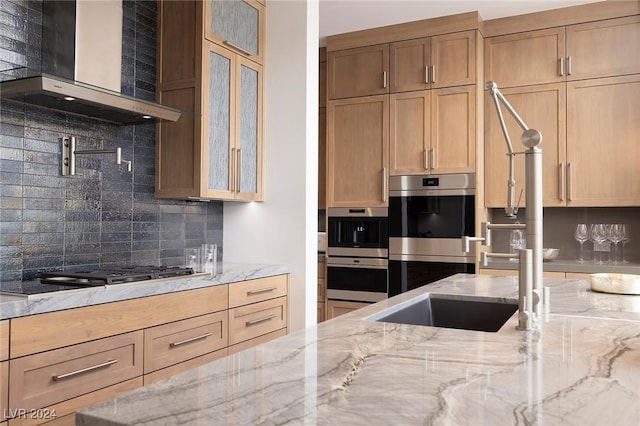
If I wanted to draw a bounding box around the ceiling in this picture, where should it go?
[319,0,603,45]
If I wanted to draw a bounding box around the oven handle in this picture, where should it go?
[327,257,388,269]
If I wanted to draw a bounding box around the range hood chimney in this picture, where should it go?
[0,0,181,125]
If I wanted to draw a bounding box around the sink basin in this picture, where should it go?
[367,293,518,332]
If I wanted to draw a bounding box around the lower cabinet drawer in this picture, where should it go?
[227,328,287,355]
[143,311,228,374]
[143,348,228,386]
[229,297,287,345]
[1,361,8,421]
[9,331,143,411]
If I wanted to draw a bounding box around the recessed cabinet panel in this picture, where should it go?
[567,75,640,206]
[206,0,265,64]
[485,83,566,208]
[389,38,430,93]
[390,91,430,175]
[431,30,476,88]
[208,50,233,193]
[328,44,389,99]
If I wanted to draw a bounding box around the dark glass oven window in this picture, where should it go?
[388,261,475,296]
[389,195,474,238]
[327,266,388,294]
[328,217,388,248]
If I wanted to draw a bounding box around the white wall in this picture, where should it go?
[223,0,319,332]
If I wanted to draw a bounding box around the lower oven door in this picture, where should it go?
[388,255,475,297]
[327,257,388,303]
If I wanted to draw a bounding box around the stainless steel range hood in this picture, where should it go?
[0,0,181,125]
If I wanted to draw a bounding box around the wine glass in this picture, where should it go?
[607,224,623,264]
[509,229,526,262]
[574,223,588,263]
[620,224,630,264]
[590,224,607,264]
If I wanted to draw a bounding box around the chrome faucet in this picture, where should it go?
[463,81,544,331]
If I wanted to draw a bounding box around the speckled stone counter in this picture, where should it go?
[77,274,640,425]
[483,259,640,275]
[0,263,291,320]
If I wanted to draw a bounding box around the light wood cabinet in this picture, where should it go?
[317,302,326,324]
[143,311,228,374]
[328,44,389,100]
[143,349,227,385]
[229,275,288,308]
[327,300,371,320]
[9,332,143,412]
[389,30,476,93]
[390,85,476,175]
[318,259,326,323]
[1,361,7,424]
[0,320,8,361]
[485,83,566,208]
[485,16,640,89]
[566,74,640,206]
[327,95,389,207]
[228,329,287,355]
[318,107,327,209]
[157,0,264,201]
[204,0,265,65]
[229,297,288,346]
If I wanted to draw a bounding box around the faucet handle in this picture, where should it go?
[462,236,485,253]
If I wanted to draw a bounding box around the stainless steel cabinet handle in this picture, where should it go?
[52,359,118,381]
[424,66,429,84]
[567,162,573,201]
[383,71,388,89]
[231,148,236,192]
[236,148,242,193]
[170,333,213,348]
[431,66,436,84]
[247,287,277,295]
[223,40,253,57]
[423,149,429,170]
[382,167,388,203]
[246,314,276,326]
[558,57,564,76]
[430,148,436,170]
[567,56,572,76]
[559,163,565,201]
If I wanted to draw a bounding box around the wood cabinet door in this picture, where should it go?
[389,38,430,93]
[485,83,566,208]
[326,300,370,319]
[327,95,389,207]
[566,16,640,81]
[0,320,8,361]
[389,91,430,175]
[566,75,640,206]
[431,30,477,88]
[485,27,566,88]
[431,85,476,174]
[319,56,327,108]
[318,107,327,209]
[204,0,265,64]
[328,44,389,100]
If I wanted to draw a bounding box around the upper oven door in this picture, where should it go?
[327,207,388,257]
[389,175,475,239]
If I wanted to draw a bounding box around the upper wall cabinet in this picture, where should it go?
[156,0,264,201]
[328,44,389,99]
[485,16,640,88]
[390,30,477,93]
[205,0,265,65]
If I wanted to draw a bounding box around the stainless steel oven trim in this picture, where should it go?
[389,173,475,191]
[390,188,475,197]
[390,237,475,258]
[327,289,387,303]
[326,257,388,268]
[328,207,388,217]
[389,253,475,264]
[327,247,389,258]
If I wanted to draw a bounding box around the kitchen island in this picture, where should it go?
[76,274,640,425]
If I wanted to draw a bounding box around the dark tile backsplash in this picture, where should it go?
[0,0,223,282]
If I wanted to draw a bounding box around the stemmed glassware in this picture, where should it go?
[574,223,589,263]
[620,224,630,263]
[607,224,623,264]
[590,224,607,264]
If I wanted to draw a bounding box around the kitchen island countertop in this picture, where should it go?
[0,262,291,320]
[77,273,640,425]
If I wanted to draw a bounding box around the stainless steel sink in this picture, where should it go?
[367,294,518,332]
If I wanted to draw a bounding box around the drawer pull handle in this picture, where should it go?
[246,314,276,326]
[170,332,213,348]
[223,40,253,57]
[52,359,118,381]
[247,286,277,295]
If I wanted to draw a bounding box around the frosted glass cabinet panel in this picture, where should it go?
[208,49,233,193]
[206,0,265,64]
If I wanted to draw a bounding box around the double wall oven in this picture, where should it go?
[389,174,476,296]
[326,208,388,303]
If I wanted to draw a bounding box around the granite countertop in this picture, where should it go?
[0,262,291,320]
[77,274,640,425]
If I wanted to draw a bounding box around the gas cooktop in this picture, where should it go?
[1,266,195,296]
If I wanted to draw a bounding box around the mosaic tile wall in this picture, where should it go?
[0,0,223,281]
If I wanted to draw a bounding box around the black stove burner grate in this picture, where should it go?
[40,266,195,286]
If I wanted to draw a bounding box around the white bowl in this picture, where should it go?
[542,248,559,261]
[590,273,640,295]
